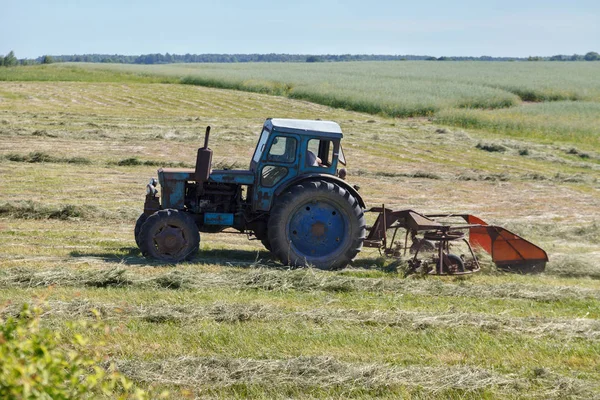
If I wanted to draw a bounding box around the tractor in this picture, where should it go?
[135,118,548,274]
[136,118,365,270]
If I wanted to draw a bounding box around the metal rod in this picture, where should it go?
[382,204,387,251]
[438,237,444,274]
[462,238,481,272]
[390,227,399,254]
[203,126,211,149]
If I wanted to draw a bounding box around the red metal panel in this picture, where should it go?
[490,227,548,263]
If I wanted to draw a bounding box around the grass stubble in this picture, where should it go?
[0,68,599,398]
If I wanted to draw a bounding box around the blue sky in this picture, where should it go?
[2,0,598,58]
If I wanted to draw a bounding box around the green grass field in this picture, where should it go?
[0,66,599,398]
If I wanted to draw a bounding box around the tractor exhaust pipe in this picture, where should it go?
[195,125,213,184]
[203,126,210,149]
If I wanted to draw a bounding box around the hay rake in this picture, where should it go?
[364,207,548,275]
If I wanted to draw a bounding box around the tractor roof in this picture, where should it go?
[266,118,343,138]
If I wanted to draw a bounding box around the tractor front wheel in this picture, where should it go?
[134,213,148,249]
[267,180,366,270]
[139,209,200,262]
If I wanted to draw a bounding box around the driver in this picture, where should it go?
[306,150,322,167]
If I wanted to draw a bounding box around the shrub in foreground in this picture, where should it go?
[0,303,149,399]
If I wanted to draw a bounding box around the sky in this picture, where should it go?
[1,0,599,59]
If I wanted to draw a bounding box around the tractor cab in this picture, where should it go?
[249,118,347,211]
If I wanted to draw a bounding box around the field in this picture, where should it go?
[51,61,600,151]
[0,64,599,398]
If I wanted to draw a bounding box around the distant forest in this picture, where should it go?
[38,53,523,64]
[2,51,600,65]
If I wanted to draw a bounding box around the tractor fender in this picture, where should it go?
[274,173,366,209]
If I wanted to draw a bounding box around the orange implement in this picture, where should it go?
[365,209,548,274]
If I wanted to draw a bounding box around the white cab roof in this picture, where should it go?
[269,118,342,134]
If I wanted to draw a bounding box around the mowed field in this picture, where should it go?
[0,65,599,398]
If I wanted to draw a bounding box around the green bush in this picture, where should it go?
[0,303,148,399]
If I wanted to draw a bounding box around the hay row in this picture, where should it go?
[1,267,599,302]
[3,299,598,341]
[115,355,597,398]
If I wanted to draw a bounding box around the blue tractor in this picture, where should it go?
[135,118,367,269]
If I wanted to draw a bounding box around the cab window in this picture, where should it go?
[267,136,297,163]
[252,129,270,164]
[307,139,334,167]
[261,165,288,187]
[338,144,346,165]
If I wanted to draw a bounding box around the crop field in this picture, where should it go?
[49,61,600,151]
[0,66,599,398]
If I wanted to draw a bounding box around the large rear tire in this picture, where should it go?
[139,209,200,262]
[267,180,366,270]
[260,237,272,251]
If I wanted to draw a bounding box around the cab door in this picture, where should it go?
[253,134,300,211]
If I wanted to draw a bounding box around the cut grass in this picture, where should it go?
[0,201,99,220]
[117,356,597,399]
[2,268,600,315]
[2,291,600,342]
[2,151,91,164]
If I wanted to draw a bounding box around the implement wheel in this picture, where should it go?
[444,254,465,274]
[139,209,200,262]
[267,180,366,270]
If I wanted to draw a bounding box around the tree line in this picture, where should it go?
[2,50,599,66]
[0,51,53,66]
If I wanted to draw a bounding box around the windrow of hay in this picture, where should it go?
[2,267,599,302]
[109,157,192,168]
[547,256,600,279]
[0,267,133,288]
[351,168,598,184]
[1,151,91,164]
[115,356,597,398]
[0,152,192,168]
[0,201,98,220]
[0,201,131,221]
[6,299,598,341]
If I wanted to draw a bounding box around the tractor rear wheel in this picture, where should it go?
[260,237,272,251]
[267,180,366,270]
[139,209,200,262]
